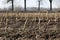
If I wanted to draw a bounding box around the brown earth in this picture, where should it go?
[0,13,60,40]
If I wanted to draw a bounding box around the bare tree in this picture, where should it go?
[49,0,52,11]
[7,0,14,12]
[24,0,26,12]
[38,0,42,11]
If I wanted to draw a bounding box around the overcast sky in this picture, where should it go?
[0,0,60,9]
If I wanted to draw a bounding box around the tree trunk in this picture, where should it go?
[50,2,52,11]
[12,0,14,12]
[49,0,52,11]
[24,0,26,12]
[38,1,40,11]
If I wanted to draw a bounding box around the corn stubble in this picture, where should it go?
[0,13,60,40]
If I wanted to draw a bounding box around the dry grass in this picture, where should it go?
[0,12,60,17]
[0,12,60,40]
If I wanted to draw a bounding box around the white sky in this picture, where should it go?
[0,0,60,9]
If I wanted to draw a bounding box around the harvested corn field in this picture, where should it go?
[0,13,60,40]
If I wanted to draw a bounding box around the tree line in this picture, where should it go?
[7,0,53,12]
